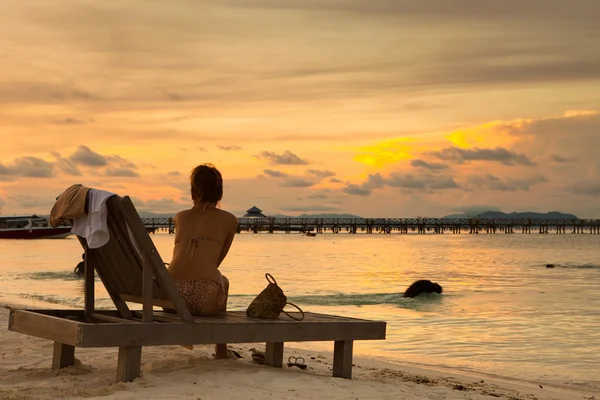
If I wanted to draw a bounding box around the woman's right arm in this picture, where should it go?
[217,216,238,267]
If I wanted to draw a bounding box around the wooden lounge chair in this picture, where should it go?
[7,194,386,382]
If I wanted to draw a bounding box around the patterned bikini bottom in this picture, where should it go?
[173,280,226,316]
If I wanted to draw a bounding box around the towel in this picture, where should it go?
[71,189,116,249]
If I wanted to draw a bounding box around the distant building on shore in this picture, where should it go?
[243,206,268,218]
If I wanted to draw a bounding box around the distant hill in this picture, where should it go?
[138,212,176,219]
[443,211,579,220]
[271,213,363,219]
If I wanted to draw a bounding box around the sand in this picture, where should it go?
[0,306,594,400]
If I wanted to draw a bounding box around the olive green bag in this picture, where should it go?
[246,273,305,321]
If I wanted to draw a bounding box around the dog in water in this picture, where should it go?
[403,280,443,298]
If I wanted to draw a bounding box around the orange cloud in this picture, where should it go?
[352,138,417,168]
[445,121,518,149]
[563,110,599,117]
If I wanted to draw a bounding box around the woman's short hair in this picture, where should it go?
[190,163,223,204]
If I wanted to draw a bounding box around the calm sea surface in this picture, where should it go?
[1,232,599,390]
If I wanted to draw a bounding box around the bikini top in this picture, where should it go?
[183,236,222,259]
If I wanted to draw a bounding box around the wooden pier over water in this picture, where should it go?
[141,217,600,235]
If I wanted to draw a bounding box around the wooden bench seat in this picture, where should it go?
[9,309,385,381]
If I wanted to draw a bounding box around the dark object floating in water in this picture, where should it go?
[403,280,443,298]
[546,264,556,268]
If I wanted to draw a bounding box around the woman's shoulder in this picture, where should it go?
[213,208,238,225]
[174,209,193,220]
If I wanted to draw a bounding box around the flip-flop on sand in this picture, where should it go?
[228,349,243,359]
[287,356,307,370]
[251,351,266,365]
[212,349,243,359]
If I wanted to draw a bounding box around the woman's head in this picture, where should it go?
[190,163,223,206]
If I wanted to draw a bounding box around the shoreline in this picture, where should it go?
[1,304,595,400]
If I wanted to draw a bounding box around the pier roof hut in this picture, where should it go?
[243,206,267,218]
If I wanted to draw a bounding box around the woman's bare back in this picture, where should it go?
[167,206,238,282]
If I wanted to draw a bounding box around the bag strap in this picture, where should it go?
[282,302,305,321]
[265,273,277,285]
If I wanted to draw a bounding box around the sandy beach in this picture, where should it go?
[1,306,592,400]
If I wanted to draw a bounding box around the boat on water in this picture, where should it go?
[0,215,72,239]
[0,212,162,239]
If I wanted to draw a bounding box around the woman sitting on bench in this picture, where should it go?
[166,163,239,359]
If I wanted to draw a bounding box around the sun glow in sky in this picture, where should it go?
[1,1,600,218]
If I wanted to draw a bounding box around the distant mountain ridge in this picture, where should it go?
[138,212,176,219]
[138,212,365,219]
[443,211,579,220]
[272,213,363,219]
[136,211,580,220]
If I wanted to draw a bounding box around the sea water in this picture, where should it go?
[1,232,598,391]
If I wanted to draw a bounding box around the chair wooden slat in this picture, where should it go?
[117,196,193,322]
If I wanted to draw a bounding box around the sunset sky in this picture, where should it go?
[1,0,599,218]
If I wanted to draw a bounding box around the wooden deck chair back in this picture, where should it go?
[79,195,193,323]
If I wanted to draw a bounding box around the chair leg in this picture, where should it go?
[116,346,142,382]
[265,342,284,368]
[333,340,353,379]
[52,342,75,370]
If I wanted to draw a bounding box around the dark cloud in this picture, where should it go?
[0,82,96,103]
[432,146,535,166]
[50,152,81,176]
[231,0,599,24]
[53,117,89,125]
[105,168,139,177]
[306,192,329,200]
[550,154,572,163]
[0,157,54,178]
[342,183,372,196]
[385,173,459,190]
[69,145,107,167]
[226,1,600,93]
[467,174,548,191]
[0,146,140,181]
[219,145,242,151]
[342,172,458,196]
[167,171,181,176]
[256,151,309,165]
[1,0,598,112]
[306,169,336,178]
[329,177,342,183]
[55,146,139,177]
[263,169,289,178]
[280,178,315,187]
[410,159,449,171]
[107,155,137,170]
